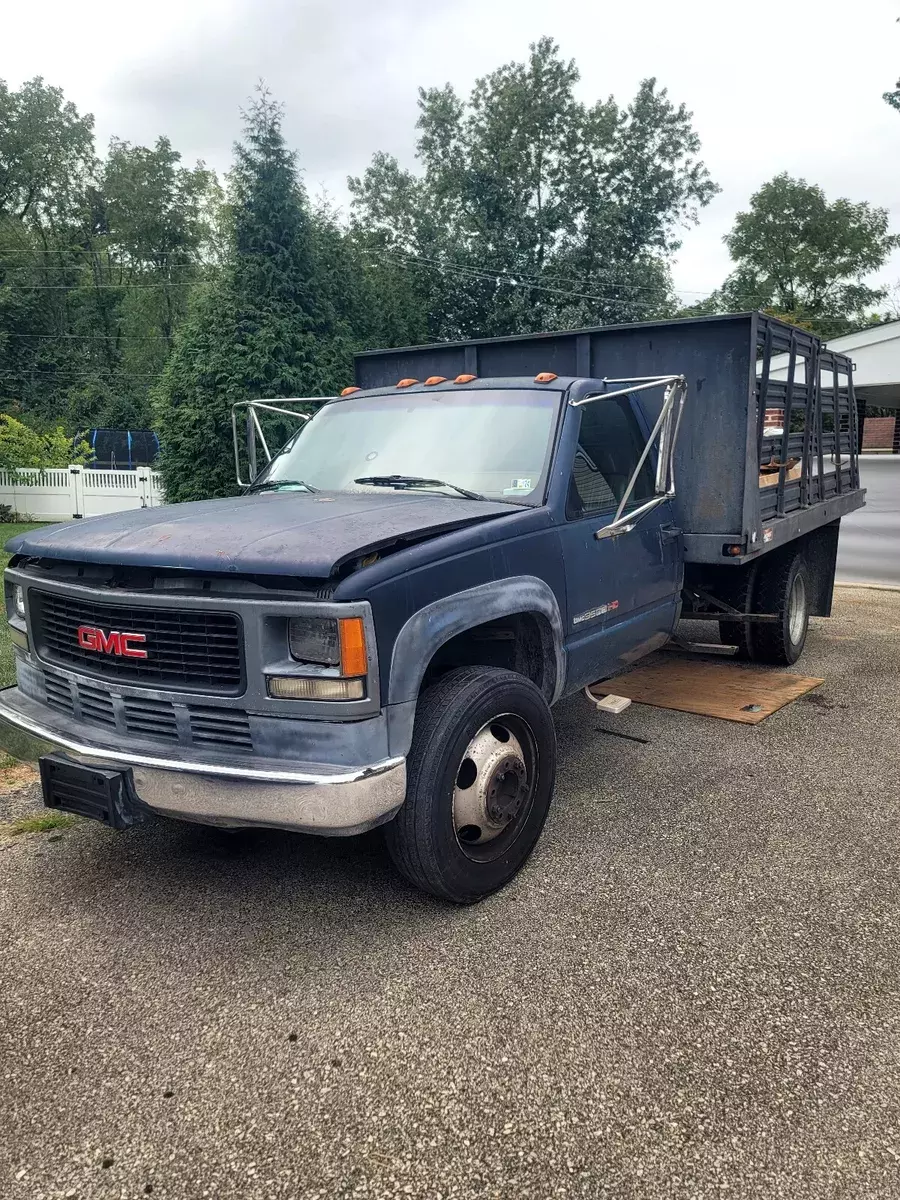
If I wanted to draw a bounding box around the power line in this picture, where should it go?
[0,244,721,298]
[365,246,717,298]
[362,247,818,311]
[2,242,731,300]
[2,243,723,298]
[367,247,702,308]
[0,281,198,291]
[0,370,165,380]
[359,246,697,300]
[369,248,636,306]
[6,332,174,341]
[0,263,206,276]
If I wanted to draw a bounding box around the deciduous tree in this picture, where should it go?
[349,38,717,339]
[717,174,900,337]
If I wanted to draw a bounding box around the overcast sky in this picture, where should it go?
[5,0,900,304]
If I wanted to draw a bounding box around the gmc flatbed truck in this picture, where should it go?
[0,313,864,902]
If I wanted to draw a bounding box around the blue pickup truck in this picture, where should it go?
[0,313,864,902]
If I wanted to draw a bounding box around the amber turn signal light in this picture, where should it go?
[340,386,360,396]
[339,617,368,678]
[396,378,419,388]
[454,374,477,384]
[534,372,558,383]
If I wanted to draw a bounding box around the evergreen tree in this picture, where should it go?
[154,87,337,503]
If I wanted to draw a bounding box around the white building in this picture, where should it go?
[768,318,900,410]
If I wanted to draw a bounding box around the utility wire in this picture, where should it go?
[0,370,165,380]
[364,247,729,308]
[1,245,721,298]
[0,281,198,290]
[6,333,175,341]
[361,246,713,297]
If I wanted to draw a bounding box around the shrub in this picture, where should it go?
[0,414,89,473]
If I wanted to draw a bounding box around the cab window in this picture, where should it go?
[566,397,656,520]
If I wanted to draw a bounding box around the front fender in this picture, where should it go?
[387,576,566,708]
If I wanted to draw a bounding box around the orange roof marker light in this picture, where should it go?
[454,374,477,384]
[534,372,558,383]
[340,386,360,396]
[396,378,419,388]
[424,376,448,386]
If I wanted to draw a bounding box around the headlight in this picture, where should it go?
[288,617,340,664]
[14,586,25,619]
[279,615,369,701]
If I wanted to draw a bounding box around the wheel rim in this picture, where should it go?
[452,714,539,862]
[788,573,807,644]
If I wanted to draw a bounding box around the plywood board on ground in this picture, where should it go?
[589,659,824,724]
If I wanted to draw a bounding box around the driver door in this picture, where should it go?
[560,395,682,691]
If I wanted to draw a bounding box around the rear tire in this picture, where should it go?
[750,552,810,665]
[384,667,556,904]
[717,563,759,660]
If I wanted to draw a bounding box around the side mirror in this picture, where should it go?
[231,398,326,487]
[569,375,687,542]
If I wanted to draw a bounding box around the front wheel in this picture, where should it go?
[384,667,557,903]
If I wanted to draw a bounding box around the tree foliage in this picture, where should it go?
[349,37,718,339]
[0,78,219,434]
[155,89,359,502]
[4,49,897,507]
[0,413,88,472]
[691,174,900,338]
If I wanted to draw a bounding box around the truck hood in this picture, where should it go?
[5,491,516,578]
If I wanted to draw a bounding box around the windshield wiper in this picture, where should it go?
[354,474,487,501]
[247,478,318,494]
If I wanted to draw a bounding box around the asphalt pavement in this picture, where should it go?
[837,454,900,587]
[2,588,900,1200]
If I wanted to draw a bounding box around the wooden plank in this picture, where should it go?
[589,659,824,724]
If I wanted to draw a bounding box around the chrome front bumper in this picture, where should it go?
[0,687,406,836]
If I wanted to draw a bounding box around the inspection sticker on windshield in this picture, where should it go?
[504,477,533,495]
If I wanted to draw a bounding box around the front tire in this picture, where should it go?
[385,667,557,903]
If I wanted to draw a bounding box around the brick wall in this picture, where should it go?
[862,416,897,450]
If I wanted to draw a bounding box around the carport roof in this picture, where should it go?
[768,318,900,409]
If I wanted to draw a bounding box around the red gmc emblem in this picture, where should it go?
[77,625,148,659]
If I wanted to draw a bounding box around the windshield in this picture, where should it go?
[251,388,560,504]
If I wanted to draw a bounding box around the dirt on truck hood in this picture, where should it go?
[5,490,515,579]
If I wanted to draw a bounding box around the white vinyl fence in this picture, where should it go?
[0,465,164,522]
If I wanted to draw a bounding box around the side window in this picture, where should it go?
[566,397,656,520]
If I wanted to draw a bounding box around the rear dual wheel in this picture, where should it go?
[753,552,810,665]
[385,667,556,904]
[718,550,810,666]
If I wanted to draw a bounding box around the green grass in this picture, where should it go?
[0,522,47,688]
[5,811,77,835]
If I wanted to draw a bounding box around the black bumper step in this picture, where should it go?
[39,756,140,830]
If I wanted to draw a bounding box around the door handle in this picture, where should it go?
[595,522,634,541]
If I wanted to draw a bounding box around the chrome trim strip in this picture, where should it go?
[0,693,402,787]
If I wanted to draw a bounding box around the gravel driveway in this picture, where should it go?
[2,587,899,1200]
